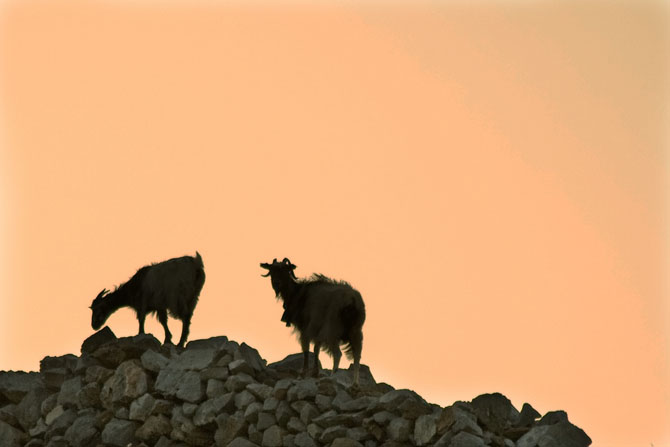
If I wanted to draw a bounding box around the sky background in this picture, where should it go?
[1,1,668,446]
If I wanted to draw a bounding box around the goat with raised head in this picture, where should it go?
[90,252,205,348]
[260,258,366,387]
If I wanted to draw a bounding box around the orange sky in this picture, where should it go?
[1,1,668,446]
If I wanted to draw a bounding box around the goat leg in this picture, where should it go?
[300,338,310,378]
[177,318,191,348]
[137,312,146,335]
[157,310,172,345]
[312,342,321,377]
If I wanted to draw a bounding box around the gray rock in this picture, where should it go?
[314,394,333,411]
[101,417,139,447]
[207,379,226,398]
[244,402,263,423]
[386,417,411,442]
[16,386,50,430]
[84,365,114,384]
[470,393,519,434]
[312,411,359,428]
[215,413,247,446]
[114,406,129,419]
[347,427,371,442]
[100,360,149,408]
[194,394,236,427]
[41,368,68,390]
[378,389,427,414]
[273,379,295,400]
[170,348,217,370]
[41,393,58,418]
[236,342,267,372]
[516,403,541,427]
[77,382,101,408]
[185,335,229,351]
[57,376,82,408]
[437,404,483,437]
[226,373,256,392]
[45,407,77,438]
[45,404,65,425]
[263,397,280,412]
[140,349,169,372]
[257,412,277,431]
[262,424,283,447]
[0,420,24,447]
[276,400,296,427]
[319,425,348,443]
[414,414,437,446]
[29,417,47,437]
[449,431,487,447]
[538,410,568,426]
[176,371,205,403]
[63,412,98,447]
[287,379,318,402]
[268,353,321,374]
[155,368,187,397]
[516,421,591,447]
[183,402,198,416]
[282,433,295,447]
[0,403,18,426]
[299,402,319,425]
[229,359,255,376]
[235,390,257,410]
[306,423,322,440]
[135,415,172,444]
[372,411,396,426]
[45,436,69,447]
[330,389,352,411]
[152,398,174,416]
[332,439,364,447]
[248,383,274,400]
[91,343,126,369]
[201,367,230,382]
[229,437,261,447]
[287,416,305,433]
[340,395,377,413]
[293,432,317,447]
[0,371,44,404]
[129,393,156,421]
[81,326,117,354]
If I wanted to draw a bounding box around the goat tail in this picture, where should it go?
[341,293,365,361]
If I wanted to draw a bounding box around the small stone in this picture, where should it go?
[294,432,317,447]
[414,414,437,446]
[386,417,411,442]
[332,439,364,447]
[81,326,117,355]
[229,437,260,447]
[226,373,256,392]
[248,383,274,400]
[207,379,226,398]
[257,412,277,431]
[449,431,487,447]
[57,377,82,408]
[129,393,156,421]
[229,359,255,376]
[287,416,305,433]
[262,424,283,447]
[140,350,169,373]
[135,415,172,444]
[235,390,257,410]
[319,425,348,443]
[176,371,205,403]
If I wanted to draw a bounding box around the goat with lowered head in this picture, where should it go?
[90,252,205,348]
[260,258,366,387]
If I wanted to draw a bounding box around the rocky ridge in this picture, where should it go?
[0,328,592,447]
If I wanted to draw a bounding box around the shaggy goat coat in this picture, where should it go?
[90,252,205,347]
[261,258,366,386]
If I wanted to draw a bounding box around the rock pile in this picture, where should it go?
[0,328,592,447]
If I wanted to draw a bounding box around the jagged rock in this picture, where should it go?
[263,397,280,412]
[516,403,541,427]
[347,426,370,442]
[0,371,44,404]
[77,382,101,408]
[169,349,217,370]
[0,403,18,426]
[448,431,487,447]
[229,359,255,376]
[40,393,58,418]
[306,422,323,440]
[56,376,82,408]
[100,360,148,408]
[332,438,364,447]
[63,412,98,447]
[136,415,172,444]
[155,368,187,397]
[114,406,129,419]
[437,404,483,437]
[91,343,126,369]
[262,424,283,446]
[84,365,114,384]
[287,379,318,402]
[377,389,425,412]
[294,432,317,447]
[248,383,274,400]
[202,367,229,382]
[268,353,321,375]
[115,334,162,359]
[207,379,226,398]
[414,414,437,445]
[257,412,277,431]
[129,393,156,421]
[470,393,519,434]
[340,395,377,412]
[320,425,348,443]
[176,371,205,403]
[16,386,50,430]
[372,411,396,425]
[538,410,568,426]
[0,419,24,447]
[516,420,591,447]
[236,343,267,372]
[276,400,297,427]
[140,350,170,373]
[101,418,139,446]
[314,394,333,411]
[183,402,198,417]
[273,379,294,400]
[244,402,263,423]
[226,373,256,393]
[29,418,47,437]
[229,437,260,447]
[235,390,257,410]
[215,413,247,446]
[45,407,77,439]
[81,327,117,355]
[46,436,69,447]
[194,394,236,427]
[287,416,306,433]
[299,402,319,425]
[44,404,64,425]
[386,417,411,442]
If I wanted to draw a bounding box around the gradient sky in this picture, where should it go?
[1,1,668,446]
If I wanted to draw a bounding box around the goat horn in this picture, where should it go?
[261,272,271,277]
